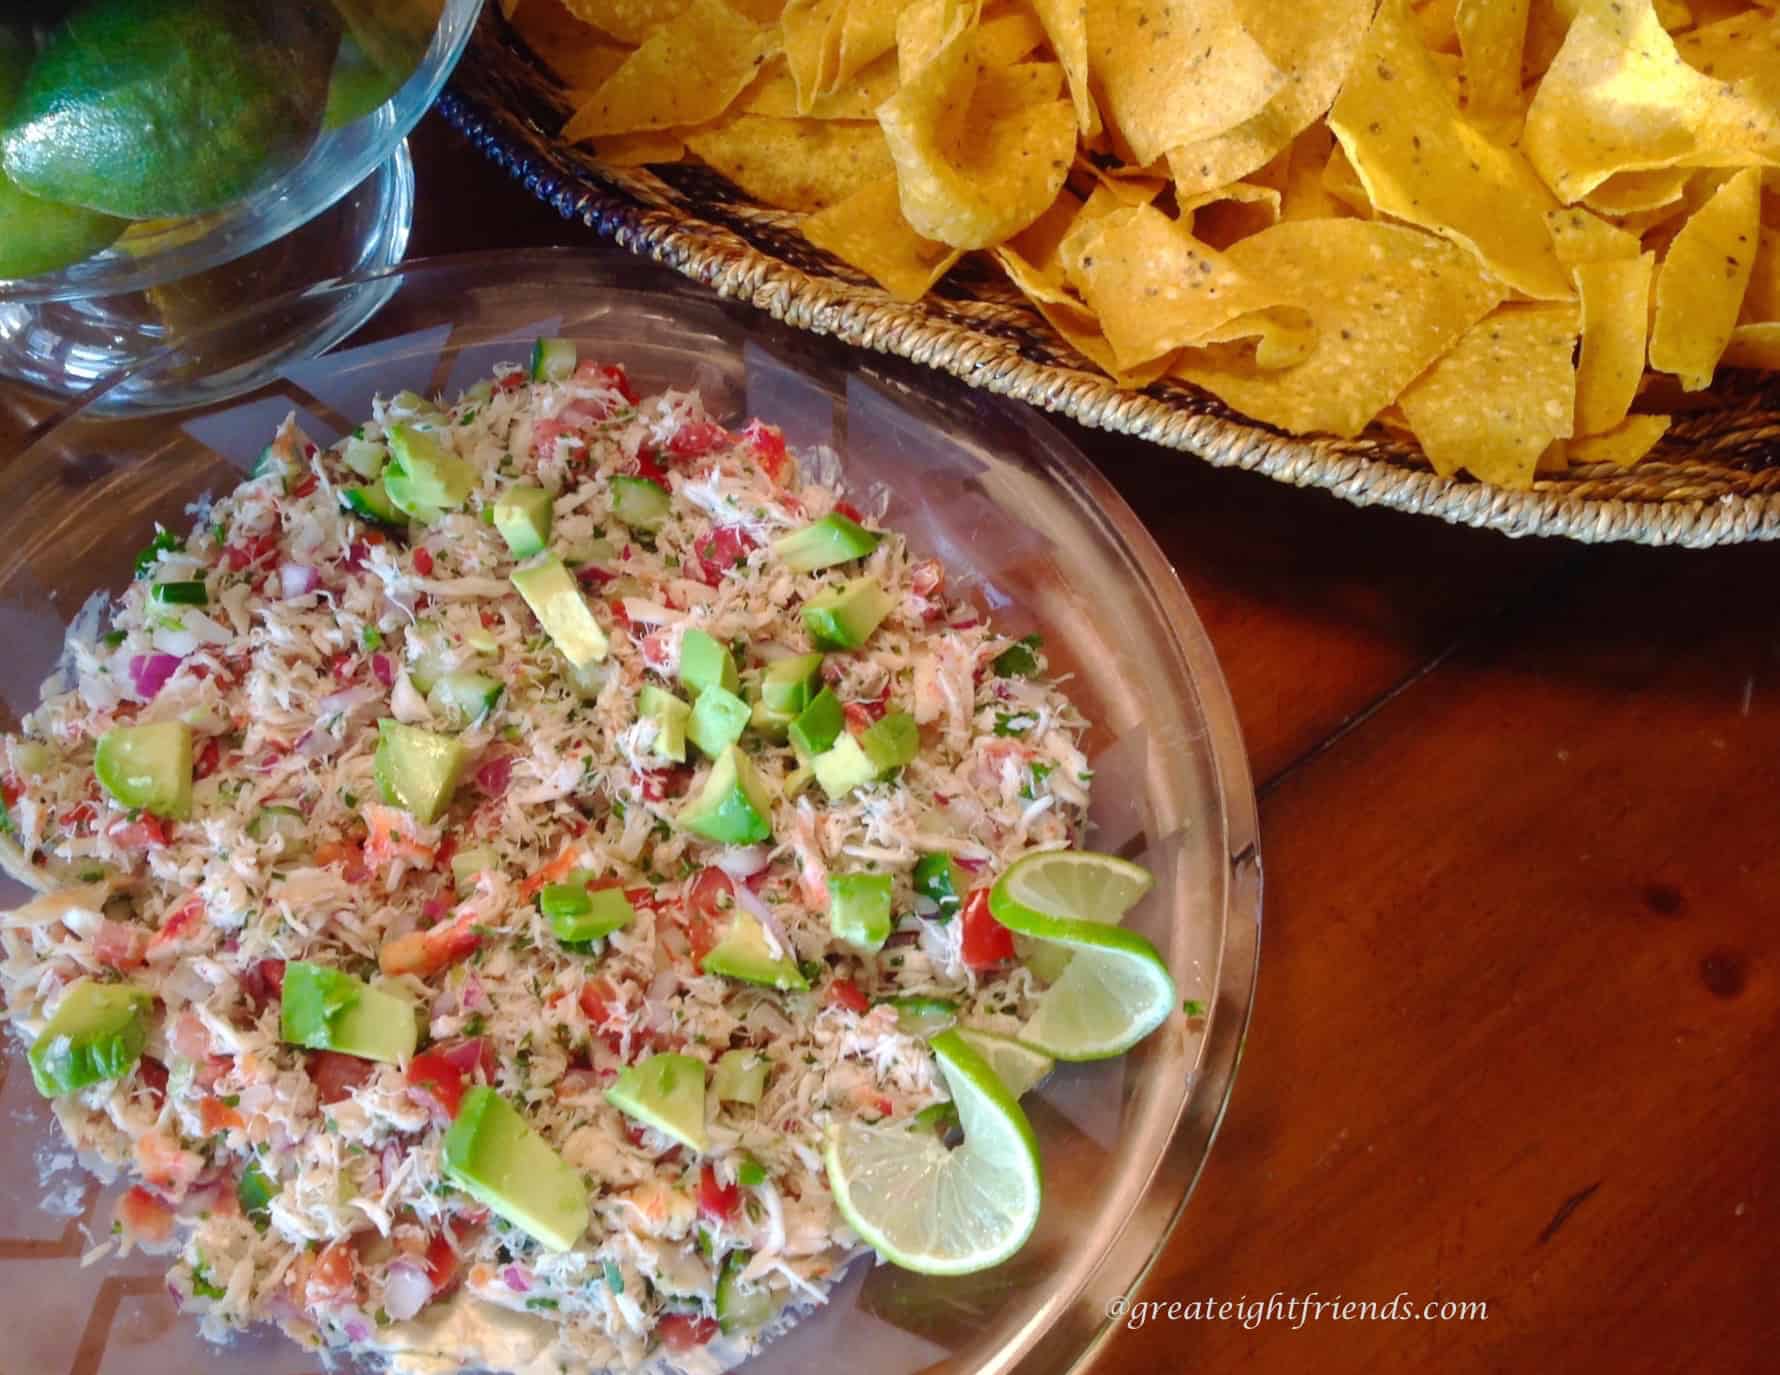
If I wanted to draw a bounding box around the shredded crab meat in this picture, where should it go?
[0,359,1094,1373]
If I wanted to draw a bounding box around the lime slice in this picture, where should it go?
[990,851,1175,1061]
[955,1027,1054,1099]
[825,1028,1041,1275]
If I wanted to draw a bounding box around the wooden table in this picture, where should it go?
[8,114,1777,1374]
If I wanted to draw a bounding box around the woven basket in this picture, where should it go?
[439,8,1780,547]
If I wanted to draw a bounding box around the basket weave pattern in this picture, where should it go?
[440,11,1780,546]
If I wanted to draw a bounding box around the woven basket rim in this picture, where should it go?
[437,16,1780,548]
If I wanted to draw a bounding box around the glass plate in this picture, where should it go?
[0,250,1261,1375]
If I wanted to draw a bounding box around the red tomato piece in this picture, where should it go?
[684,867,733,965]
[406,1037,498,1118]
[137,1055,169,1107]
[697,1163,741,1224]
[288,473,318,500]
[306,1239,361,1310]
[828,976,869,1014]
[659,1313,719,1353]
[240,958,285,1014]
[309,1049,376,1105]
[94,918,148,970]
[667,419,730,460]
[115,1184,175,1245]
[572,360,640,406]
[834,500,866,524]
[960,888,1015,970]
[740,419,790,483]
[0,772,22,807]
[693,525,757,586]
[412,547,434,577]
[193,738,223,780]
[147,898,203,954]
[199,1096,245,1134]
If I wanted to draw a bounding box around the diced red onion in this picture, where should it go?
[501,1265,531,1293]
[318,684,380,719]
[382,1261,431,1321]
[371,653,395,688]
[343,1315,372,1343]
[714,845,771,880]
[279,562,320,599]
[463,974,487,1012]
[128,653,182,699]
[473,751,513,797]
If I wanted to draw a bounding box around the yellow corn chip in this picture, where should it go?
[1583,167,1692,217]
[1172,220,1508,438]
[1330,0,1570,300]
[1676,8,1780,94]
[1321,142,1374,219]
[1650,166,1762,390]
[1032,296,1181,387]
[1573,252,1655,435]
[1546,206,1641,265]
[1164,0,1373,197]
[1398,303,1579,487]
[1455,0,1531,135]
[561,0,686,44]
[784,0,911,112]
[1522,0,1780,205]
[511,0,634,90]
[976,6,1047,66]
[740,51,902,120]
[593,128,691,165]
[1063,204,1286,368]
[1743,226,1780,323]
[563,0,778,140]
[1563,413,1672,466]
[802,174,963,299]
[1723,322,1780,370]
[686,116,894,211]
[1089,0,1285,168]
[993,190,1084,305]
[1181,180,1282,248]
[1029,0,1097,136]
[1277,124,1343,221]
[878,2,1075,248]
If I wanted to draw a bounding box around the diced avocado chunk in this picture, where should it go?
[700,910,808,991]
[788,686,843,761]
[247,805,307,855]
[760,653,823,714]
[279,961,418,1064]
[609,475,670,532]
[749,697,794,741]
[342,435,388,481]
[237,1159,276,1222]
[493,484,554,559]
[678,628,739,697]
[373,719,471,825]
[511,553,609,669]
[881,995,958,1037]
[771,512,882,572]
[542,883,635,944]
[677,745,773,845]
[444,1086,590,1252]
[341,479,404,527]
[94,721,193,820]
[859,711,918,774]
[638,684,691,762]
[782,763,814,799]
[452,845,500,893]
[426,671,504,729]
[717,1250,782,1335]
[811,734,878,799]
[827,873,893,951]
[802,576,893,650]
[687,685,750,758]
[27,979,150,1098]
[384,425,477,522]
[913,853,965,922]
[711,1049,769,1106]
[529,337,577,382]
[605,1053,709,1153]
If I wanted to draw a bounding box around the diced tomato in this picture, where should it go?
[607,596,632,629]
[530,417,585,461]
[828,976,869,1014]
[412,547,434,577]
[697,1163,741,1224]
[193,737,223,781]
[288,473,318,500]
[137,1055,169,1107]
[629,448,671,485]
[93,918,148,970]
[667,419,730,460]
[496,369,526,393]
[115,1185,175,1245]
[576,561,616,588]
[60,801,95,829]
[0,772,22,807]
[109,814,170,850]
[693,525,757,586]
[433,833,458,874]
[578,976,628,1055]
[406,1037,498,1118]
[241,958,285,1014]
[309,1049,376,1105]
[313,839,370,884]
[639,630,673,670]
[573,359,639,406]
[684,867,733,965]
[224,531,279,572]
[740,419,791,483]
[199,1096,245,1135]
[423,1230,462,1293]
[659,1314,719,1353]
[843,697,889,734]
[147,898,204,955]
[306,1239,362,1310]
[634,765,693,802]
[960,888,1015,970]
[834,500,866,524]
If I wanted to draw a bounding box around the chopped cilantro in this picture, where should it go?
[132,527,181,579]
[992,633,1042,678]
[361,626,383,651]
[1183,999,1206,1018]
[993,712,1034,737]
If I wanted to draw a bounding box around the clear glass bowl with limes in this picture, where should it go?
[0,0,482,410]
[0,251,1261,1375]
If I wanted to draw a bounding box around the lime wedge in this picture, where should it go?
[990,851,1175,1061]
[955,1027,1054,1099]
[825,1028,1041,1275]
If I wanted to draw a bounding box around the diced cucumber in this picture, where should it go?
[373,720,470,824]
[93,721,193,819]
[717,1250,781,1335]
[609,475,670,532]
[687,686,750,758]
[788,687,843,761]
[451,845,500,893]
[427,671,504,729]
[711,1049,769,1105]
[341,480,404,527]
[342,435,388,481]
[529,337,576,382]
[638,684,690,762]
[247,805,307,855]
[859,711,918,774]
[150,580,208,607]
[770,512,881,572]
[133,528,180,579]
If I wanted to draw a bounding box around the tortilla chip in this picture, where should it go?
[1172,220,1509,438]
[784,0,910,111]
[1330,0,1570,300]
[511,0,634,89]
[561,0,686,44]
[593,128,691,164]
[1063,203,1287,368]
[1722,322,1780,370]
[1583,167,1692,217]
[1675,8,1780,96]
[1522,0,1780,205]
[562,0,778,139]
[976,6,1047,66]
[1163,0,1374,197]
[740,52,901,120]
[1398,304,1579,486]
[1741,225,1780,323]
[685,116,893,210]
[1573,252,1655,435]
[1455,0,1531,135]
[1089,0,1285,168]
[1029,0,1098,135]
[1275,124,1343,220]
[1649,166,1762,390]
[1521,0,1571,81]
[878,3,1076,248]
[1411,0,1460,51]
[1180,180,1282,248]
[1546,206,1641,265]
[993,189,1085,305]
[1321,142,1374,219]
[802,174,963,299]
[1563,413,1672,465]
[1032,296,1181,387]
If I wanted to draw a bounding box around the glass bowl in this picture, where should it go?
[0,250,1260,1375]
[0,0,483,409]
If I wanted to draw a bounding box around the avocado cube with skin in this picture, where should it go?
[444,1086,590,1252]
[493,485,554,558]
[679,628,739,697]
[687,685,750,758]
[828,873,894,950]
[802,576,894,650]
[28,979,151,1097]
[279,961,418,1064]
[788,687,844,761]
[605,1053,710,1152]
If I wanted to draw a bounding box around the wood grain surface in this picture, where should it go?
[5,113,1775,1375]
